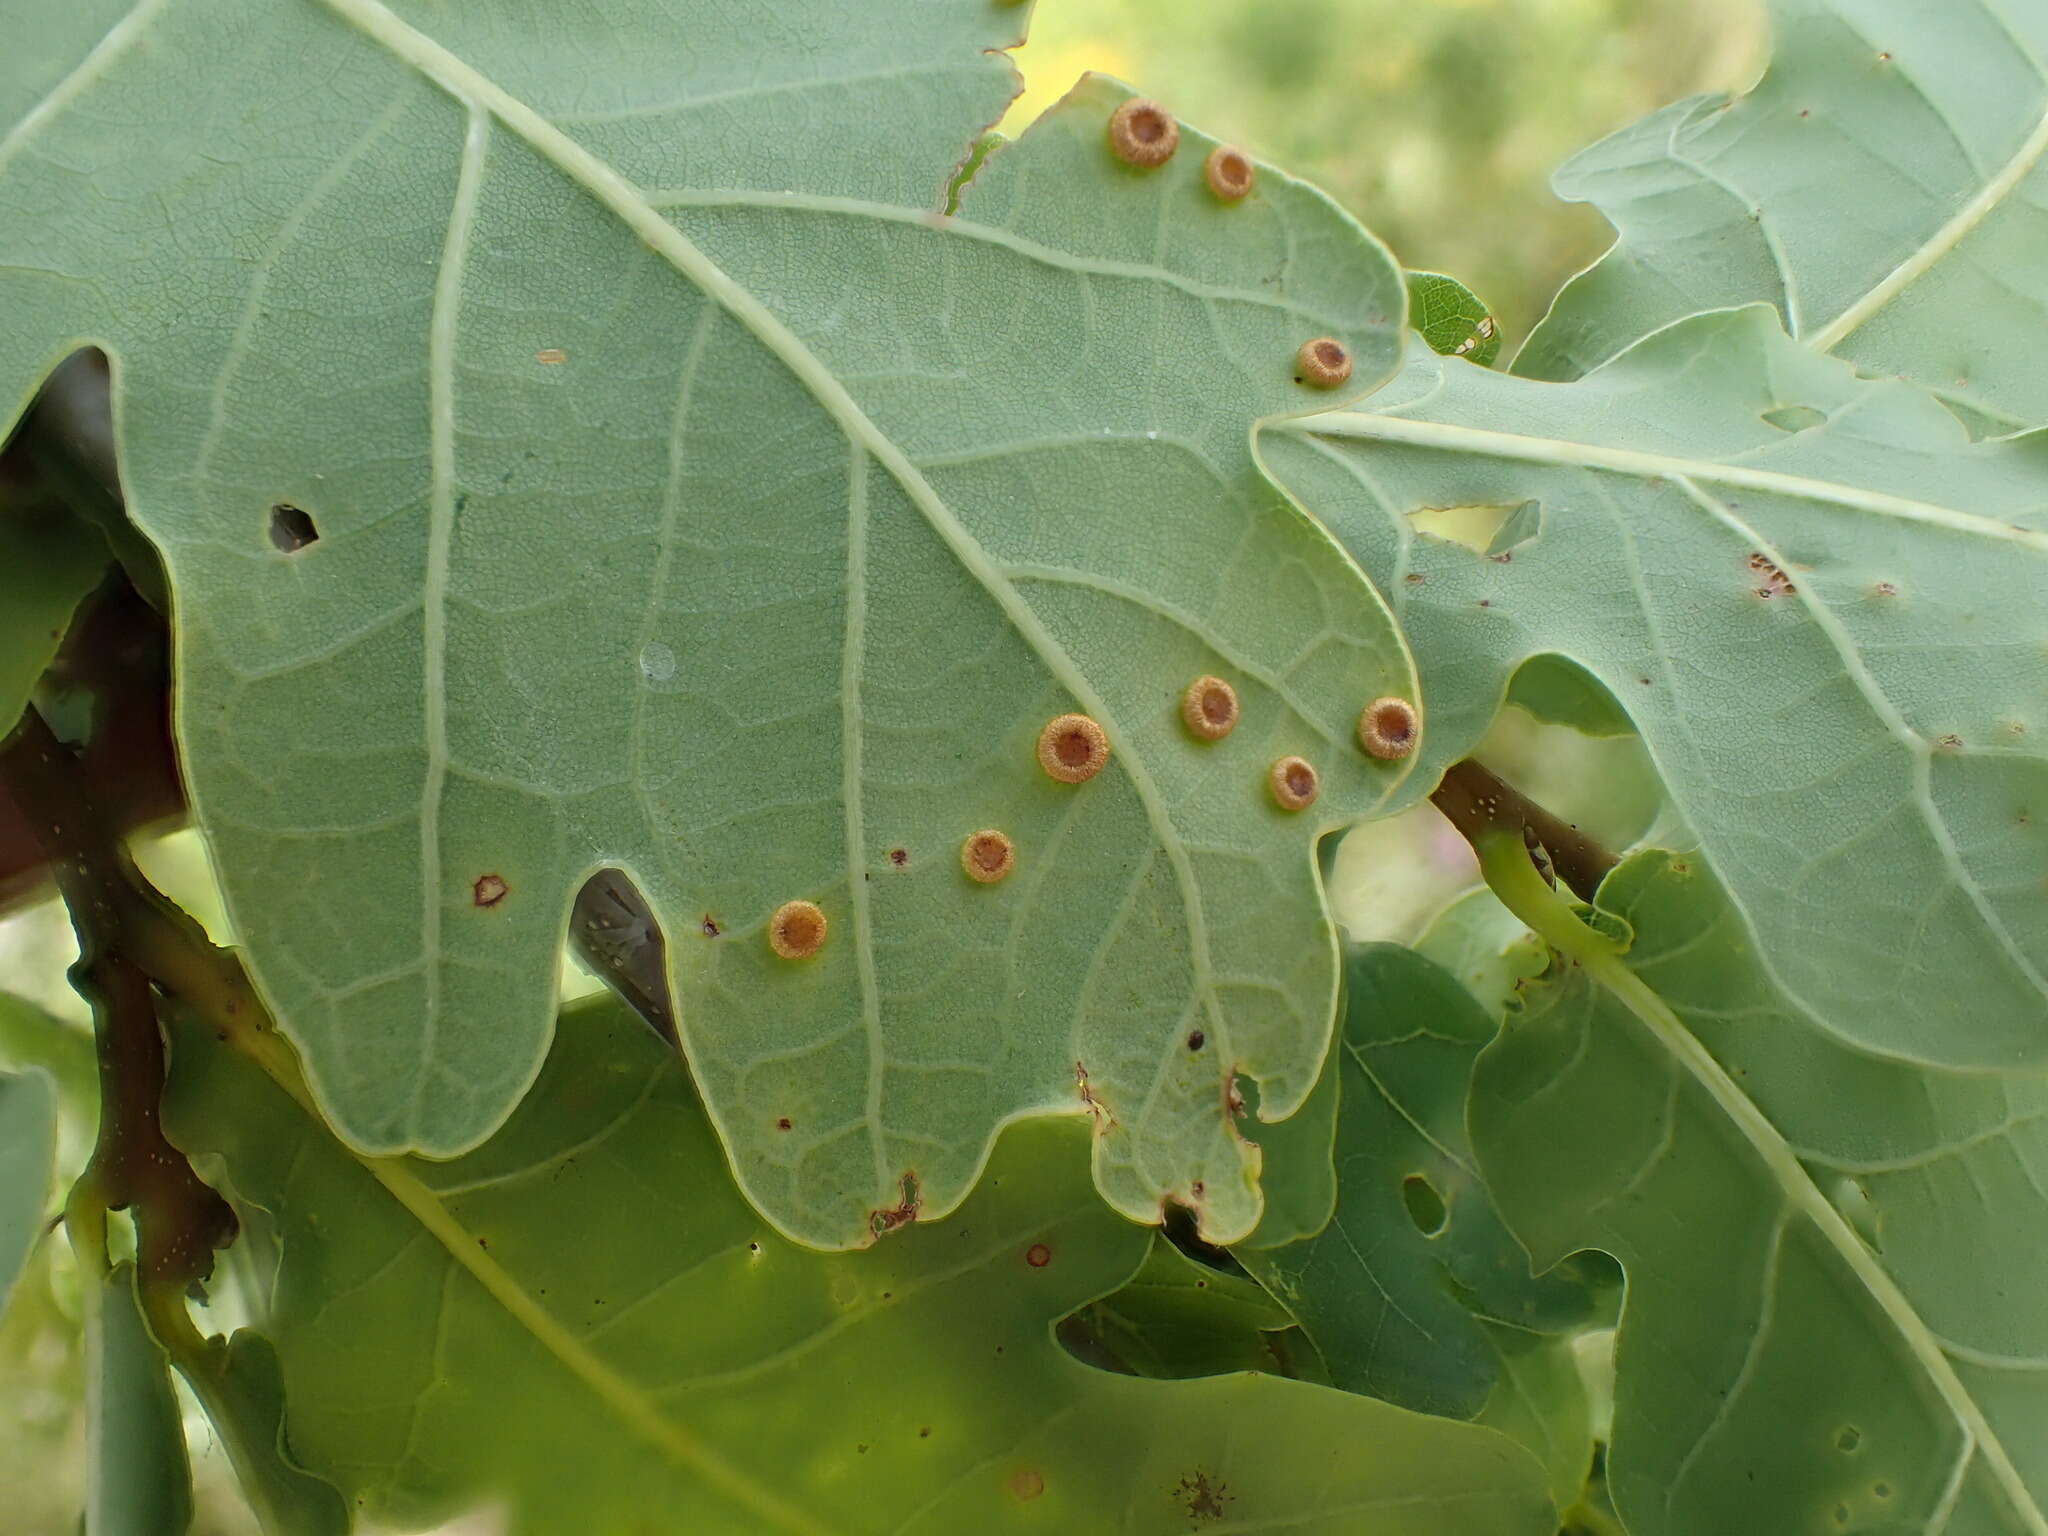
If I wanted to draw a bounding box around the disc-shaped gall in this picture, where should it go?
[1180,675,1239,741]
[1108,98,1179,168]
[1357,696,1419,761]
[1295,336,1353,389]
[768,899,828,959]
[961,829,1016,884]
[1204,145,1254,202]
[1038,713,1110,784]
[1268,755,1320,811]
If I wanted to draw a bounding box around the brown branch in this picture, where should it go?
[0,707,232,1292]
[1430,758,1619,902]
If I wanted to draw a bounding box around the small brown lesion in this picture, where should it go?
[888,847,909,868]
[472,873,509,908]
[1175,1471,1233,1522]
[1748,551,1797,598]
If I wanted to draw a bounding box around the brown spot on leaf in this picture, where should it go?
[1295,335,1353,389]
[1026,1243,1052,1268]
[889,847,909,867]
[472,873,508,908]
[1176,1471,1233,1521]
[1357,695,1419,760]
[1204,144,1254,201]
[1038,713,1110,783]
[870,1172,920,1237]
[1181,675,1240,741]
[1012,1470,1046,1501]
[769,899,827,959]
[1187,1029,1206,1052]
[961,829,1016,883]
[1269,755,1319,811]
[775,1116,792,1131]
[1748,551,1796,597]
[1108,98,1179,167]
[536,348,567,364]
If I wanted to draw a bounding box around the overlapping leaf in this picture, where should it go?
[1266,306,2048,1068]
[0,1,1423,1246]
[162,993,1556,1535]
[1517,0,2048,435]
[1471,850,2048,1533]
[0,1067,55,1318]
[1239,944,1608,1421]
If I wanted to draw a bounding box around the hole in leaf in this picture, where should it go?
[1401,1174,1448,1236]
[268,502,319,553]
[1408,498,1541,558]
[1762,404,1826,433]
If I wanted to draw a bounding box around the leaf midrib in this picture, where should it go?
[315,0,1245,1170]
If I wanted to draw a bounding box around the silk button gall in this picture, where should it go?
[1180,675,1239,741]
[1357,696,1419,761]
[1295,336,1353,388]
[1268,755,1320,811]
[961,829,1016,883]
[1037,713,1110,784]
[768,899,827,959]
[1108,98,1179,168]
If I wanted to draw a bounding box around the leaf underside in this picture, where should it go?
[0,0,1423,1247]
[1269,307,2048,1071]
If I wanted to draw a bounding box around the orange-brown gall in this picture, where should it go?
[768,899,827,959]
[1268,755,1320,810]
[1295,336,1353,388]
[961,829,1016,883]
[1357,696,1419,761]
[1108,98,1179,168]
[1038,713,1110,783]
[1025,1243,1052,1268]
[1204,144,1254,201]
[1180,675,1239,741]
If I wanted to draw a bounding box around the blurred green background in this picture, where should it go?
[0,1,1760,1530]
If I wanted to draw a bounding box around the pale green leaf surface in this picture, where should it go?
[161,994,1554,1536]
[0,1067,56,1318]
[1472,849,2048,1534]
[1268,306,2048,1069]
[1411,888,1543,1018]
[1239,944,1608,1420]
[87,1261,195,1536]
[1471,1320,1598,1517]
[1516,0,2048,433]
[174,1329,351,1536]
[0,2,1419,1247]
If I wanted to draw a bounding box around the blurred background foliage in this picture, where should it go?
[1006,0,1765,345]
[0,1,1758,1530]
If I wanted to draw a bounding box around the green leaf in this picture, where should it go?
[1516,1,2048,434]
[1266,305,2048,1070]
[161,995,1555,1534]
[0,508,105,734]
[1411,888,1543,1018]
[169,1329,350,1536]
[0,2,1421,1249]
[1061,1234,1321,1381]
[1471,1321,1598,1517]
[1239,945,1609,1420]
[85,1261,195,1536]
[0,1067,55,1318]
[1502,653,1636,738]
[1471,849,2048,1532]
[1408,272,1502,366]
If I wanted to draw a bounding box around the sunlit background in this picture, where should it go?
[0,1,1760,1528]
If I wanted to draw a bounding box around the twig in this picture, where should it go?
[0,707,233,1292]
[1429,758,1618,901]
